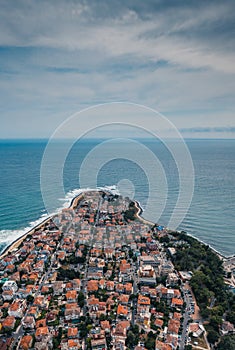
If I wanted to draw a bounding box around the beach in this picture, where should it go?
[0,217,52,260]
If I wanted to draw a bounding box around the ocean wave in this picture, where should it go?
[0,212,51,254]
[59,185,120,208]
[0,185,120,254]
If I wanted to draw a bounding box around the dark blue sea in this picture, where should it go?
[0,139,234,257]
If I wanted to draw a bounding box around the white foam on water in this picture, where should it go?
[0,186,120,254]
[59,185,120,208]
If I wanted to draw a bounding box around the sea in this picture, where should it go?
[0,138,234,257]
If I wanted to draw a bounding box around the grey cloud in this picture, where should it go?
[181,127,235,133]
[0,0,235,73]
[0,0,235,138]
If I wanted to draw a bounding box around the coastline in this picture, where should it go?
[0,190,91,260]
[133,198,235,263]
[0,216,52,260]
[133,199,155,226]
[0,189,234,263]
[0,190,92,260]
[180,230,234,262]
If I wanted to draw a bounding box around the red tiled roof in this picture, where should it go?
[68,327,78,337]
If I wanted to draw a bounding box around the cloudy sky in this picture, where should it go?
[1,0,235,138]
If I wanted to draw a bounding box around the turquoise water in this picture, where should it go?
[0,139,234,256]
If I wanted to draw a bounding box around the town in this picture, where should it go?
[0,190,234,350]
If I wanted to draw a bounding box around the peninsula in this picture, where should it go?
[0,190,234,350]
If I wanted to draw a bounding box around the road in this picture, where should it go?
[131,261,138,326]
[179,286,191,350]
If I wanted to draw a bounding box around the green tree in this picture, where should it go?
[207,329,220,344]
[126,331,138,348]
[216,335,235,350]
[145,331,156,350]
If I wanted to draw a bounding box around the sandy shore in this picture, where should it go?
[133,200,155,226]
[0,192,86,261]
[69,192,84,209]
[0,217,52,260]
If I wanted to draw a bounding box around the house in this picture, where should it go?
[178,271,193,281]
[155,340,172,350]
[104,248,114,259]
[2,290,14,301]
[2,316,16,330]
[68,327,78,338]
[33,295,48,309]
[166,334,178,349]
[160,260,174,275]
[22,316,35,329]
[67,339,81,350]
[19,335,33,350]
[28,272,39,283]
[16,287,32,299]
[124,283,133,294]
[221,321,235,335]
[138,265,156,285]
[188,323,205,337]
[66,290,77,303]
[8,301,24,318]
[118,294,129,305]
[116,283,124,293]
[166,272,179,286]
[53,281,64,295]
[97,302,106,317]
[9,271,20,282]
[155,312,164,319]
[28,306,39,319]
[58,251,66,261]
[139,255,159,268]
[149,288,157,298]
[87,280,99,292]
[73,279,81,291]
[36,318,47,329]
[173,312,182,321]
[112,320,130,341]
[65,282,73,291]
[34,340,49,350]
[64,303,81,321]
[171,298,183,308]
[117,304,129,317]
[138,295,151,306]
[18,261,31,274]
[2,280,18,293]
[91,338,107,350]
[35,326,50,341]
[99,279,106,289]
[168,319,180,335]
[100,320,110,332]
[120,260,131,274]
[2,255,16,266]
[42,285,51,295]
[154,319,164,328]
[106,281,115,291]
[106,296,115,311]
[34,260,44,273]
[88,296,99,308]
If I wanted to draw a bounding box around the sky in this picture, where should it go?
[0,0,235,139]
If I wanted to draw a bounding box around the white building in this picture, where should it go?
[2,280,18,293]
